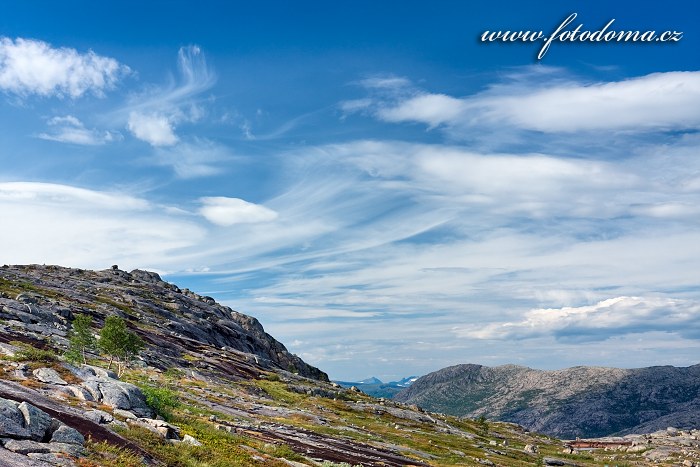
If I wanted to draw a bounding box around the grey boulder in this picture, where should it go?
[18,402,53,442]
[32,368,67,386]
[49,425,84,445]
[0,399,30,439]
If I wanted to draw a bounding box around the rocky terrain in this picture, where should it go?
[0,264,697,466]
[394,363,700,439]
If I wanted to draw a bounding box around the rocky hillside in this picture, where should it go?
[0,264,325,381]
[394,363,700,439]
[0,264,698,466]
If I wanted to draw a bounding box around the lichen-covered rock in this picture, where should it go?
[18,402,53,442]
[62,385,94,402]
[101,382,149,416]
[81,409,113,425]
[79,379,151,417]
[113,409,139,420]
[32,368,67,386]
[135,418,180,440]
[15,294,37,304]
[1,438,51,455]
[49,425,84,445]
[26,452,76,466]
[524,444,538,454]
[80,365,117,380]
[0,343,18,357]
[0,398,30,439]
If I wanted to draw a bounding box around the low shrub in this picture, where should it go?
[10,341,58,363]
[140,386,180,420]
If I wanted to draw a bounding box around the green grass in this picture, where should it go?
[10,341,59,363]
[249,379,305,405]
[82,440,146,467]
[116,422,261,467]
[95,296,134,315]
[264,443,307,462]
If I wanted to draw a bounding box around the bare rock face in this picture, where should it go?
[395,363,700,439]
[81,380,151,417]
[0,396,85,465]
[71,367,152,418]
[134,418,181,440]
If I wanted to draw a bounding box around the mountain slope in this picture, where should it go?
[394,363,700,438]
[0,264,326,381]
[0,264,698,466]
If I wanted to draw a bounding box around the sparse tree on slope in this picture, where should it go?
[66,314,97,365]
[98,315,145,377]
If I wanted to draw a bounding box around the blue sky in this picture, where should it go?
[1,1,700,381]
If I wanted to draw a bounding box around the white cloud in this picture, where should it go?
[199,197,278,226]
[127,111,178,146]
[169,137,700,378]
[630,202,700,218]
[0,37,128,98]
[366,70,700,134]
[127,45,215,114]
[0,182,204,269]
[378,93,466,128]
[0,182,148,210]
[460,296,700,342]
[38,115,118,145]
[474,71,700,132]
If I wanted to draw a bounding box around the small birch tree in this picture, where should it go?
[98,315,145,376]
[66,314,97,364]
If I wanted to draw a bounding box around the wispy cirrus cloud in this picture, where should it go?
[38,115,119,145]
[0,37,129,98]
[116,46,229,178]
[378,94,466,128]
[123,45,215,146]
[176,136,700,378]
[153,139,233,178]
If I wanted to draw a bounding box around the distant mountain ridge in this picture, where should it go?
[394,363,700,439]
[335,376,418,398]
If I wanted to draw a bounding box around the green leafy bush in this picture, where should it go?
[141,386,180,420]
